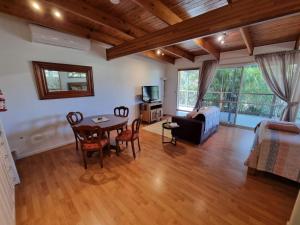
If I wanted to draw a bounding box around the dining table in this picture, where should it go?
[74,114,128,153]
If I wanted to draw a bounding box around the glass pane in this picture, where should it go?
[296,107,300,122]
[240,65,272,94]
[177,70,199,111]
[236,64,285,128]
[204,67,243,124]
[45,70,88,92]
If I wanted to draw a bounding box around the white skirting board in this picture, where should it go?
[16,139,74,159]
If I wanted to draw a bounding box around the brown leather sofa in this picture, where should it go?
[171,114,219,144]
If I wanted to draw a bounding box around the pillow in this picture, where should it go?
[267,121,300,134]
[186,110,198,119]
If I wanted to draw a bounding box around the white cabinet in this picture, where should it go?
[141,102,163,123]
[0,119,19,225]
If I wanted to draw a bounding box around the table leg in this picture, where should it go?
[162,128,177,145]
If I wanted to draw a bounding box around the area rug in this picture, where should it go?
[142,120,172,138]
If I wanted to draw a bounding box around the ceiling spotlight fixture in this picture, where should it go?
[110,0,120,4]
[53,9,62,19]
[162,52,165,56]
[156,49,162,55]
[217,32,227,45]
[217,35,224,42]
[31,1,41,11]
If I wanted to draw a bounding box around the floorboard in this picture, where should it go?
[15,126,299,225]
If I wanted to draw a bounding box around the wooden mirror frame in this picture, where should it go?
[32,61,94,100]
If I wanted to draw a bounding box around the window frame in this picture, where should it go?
[176,68,200,112]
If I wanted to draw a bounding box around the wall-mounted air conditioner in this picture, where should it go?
[29,24,91,51]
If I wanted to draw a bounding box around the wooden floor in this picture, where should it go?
[15,126,299,225]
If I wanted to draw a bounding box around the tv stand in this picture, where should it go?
[140,101,163,123]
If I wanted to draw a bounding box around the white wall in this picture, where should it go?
[0,14,167,158]
[164,42,296,115]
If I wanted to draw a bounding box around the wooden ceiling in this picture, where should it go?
[0,0,300,64]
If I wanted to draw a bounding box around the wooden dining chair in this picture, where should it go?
[114,106,129,135]
[115,118,141,159]
[66,112,83,152]
[114,106,129,117]
[74,125,109,169]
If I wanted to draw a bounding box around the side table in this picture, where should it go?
[162,122,179,145]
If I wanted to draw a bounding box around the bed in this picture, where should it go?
[245,120,300,183]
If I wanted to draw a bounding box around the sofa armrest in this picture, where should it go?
[172,116,203,128]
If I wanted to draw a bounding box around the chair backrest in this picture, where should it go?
[73,125,103,145]
[66,112,83,126]
[131,118,141,135]
[114,106,129,117]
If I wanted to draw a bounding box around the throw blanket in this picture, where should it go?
[245,120,300,182]
[193,106,220,133]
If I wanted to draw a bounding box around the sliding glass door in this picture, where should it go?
[204,67,243,124]
[176,64,295,128]
[203,64,286,128]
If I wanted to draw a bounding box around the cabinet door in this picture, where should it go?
[150,110,157,122]
[157,109,162,119]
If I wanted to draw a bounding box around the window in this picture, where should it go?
[297,109,300,122]
[177,69,199,111]
[203,64,286,128]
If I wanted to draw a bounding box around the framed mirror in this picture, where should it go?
[32,61,94,99]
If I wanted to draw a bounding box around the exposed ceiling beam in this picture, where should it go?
[107,0,300,60]
[130,0,220,60]
[44,0,145,39]
[142,50,175,64]
[294,35,300,50]
[130,0,182,25]
[240,27,254,55]
[163,46,194,61]
[44,0,190,62]
[194,39,220,60]
[129,0,196,61]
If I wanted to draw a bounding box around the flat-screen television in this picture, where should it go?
[142,86,160,102]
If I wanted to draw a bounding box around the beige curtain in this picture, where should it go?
[255,51,300,122]
[194,60,218,109]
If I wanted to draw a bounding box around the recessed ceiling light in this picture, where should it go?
[156,49,162,55]
[110,0,120,4]
[162,52,165,56]
[53,9,62,19]
[31,1,41,11]
[220,40,225,45]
